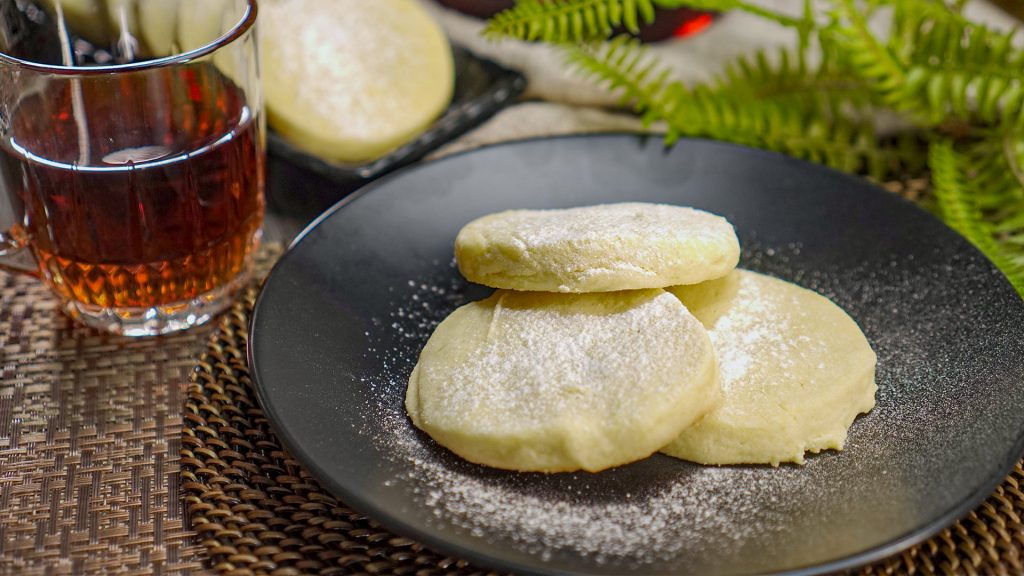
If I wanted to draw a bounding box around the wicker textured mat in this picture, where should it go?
[0,247,285,576]
[0,272,216,574]
[181,180,1024,576]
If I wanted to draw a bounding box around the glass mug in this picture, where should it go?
[0,0,264,336]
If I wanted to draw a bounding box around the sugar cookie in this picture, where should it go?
[662,270,877,466]
[455,203,740,293]
[261,0,454,163]
[406,289,719,472]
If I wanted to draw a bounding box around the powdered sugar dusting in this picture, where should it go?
[357,253,811,570]
[700,279,785,387]
[370,375,787,569]
[348,241,1024,573]
[413,289,711,438]
[461,203,734,248]
[456,203,740,292]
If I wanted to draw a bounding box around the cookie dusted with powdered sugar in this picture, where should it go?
[663,270,877,466]
[405,289,720,473]
[455,203,740,293]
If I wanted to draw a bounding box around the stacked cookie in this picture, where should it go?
[405,203,877,472]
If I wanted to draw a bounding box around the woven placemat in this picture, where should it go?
[0,245,292,576]
[180,178,1024,576]
[0,265,220,575]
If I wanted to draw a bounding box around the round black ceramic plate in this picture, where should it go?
[250,134,1024,576]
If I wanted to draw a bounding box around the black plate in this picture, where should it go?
[249,134,1024,575]
[267,46,526,194]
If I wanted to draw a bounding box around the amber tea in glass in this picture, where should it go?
[0,0,263,335]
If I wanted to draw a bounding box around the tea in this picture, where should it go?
[0,62,264,308]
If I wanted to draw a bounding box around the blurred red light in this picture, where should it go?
[675,13,714,37]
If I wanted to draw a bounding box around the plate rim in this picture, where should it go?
[249,132,1024,576]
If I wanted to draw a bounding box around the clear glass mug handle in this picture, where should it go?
[0,183,38,276]
[0,3,39,277]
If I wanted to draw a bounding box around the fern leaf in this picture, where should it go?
[827,0,913,116]
[564,37,679,121]
[963,136,1024,212]
[930,139,1024,297]
[485,0,812,43]
[921,31,1023,127]
[708,43,926,177]
[714,47,874,116]
[843,0,1024,128]
[659,0,811,31]
[565,37,907,179]
[484,0,657,42]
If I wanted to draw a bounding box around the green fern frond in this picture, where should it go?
[564,36,681,128]
[484,0,658,42]
[930,139,1024,296]
[832,0,1024,127]
[887,0,969,62]
[901,15,1023,125]
[963,136,1024,212]
[715,47,874,116]
[659,0,811,31]
[827,0,911,114]
[963,136,1024,276]
[888,0,973,27]
[485,0,811,43]
[565,37,909,179]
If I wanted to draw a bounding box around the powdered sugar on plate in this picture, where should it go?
[358,252,807,570]
[352,242,1024,573]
